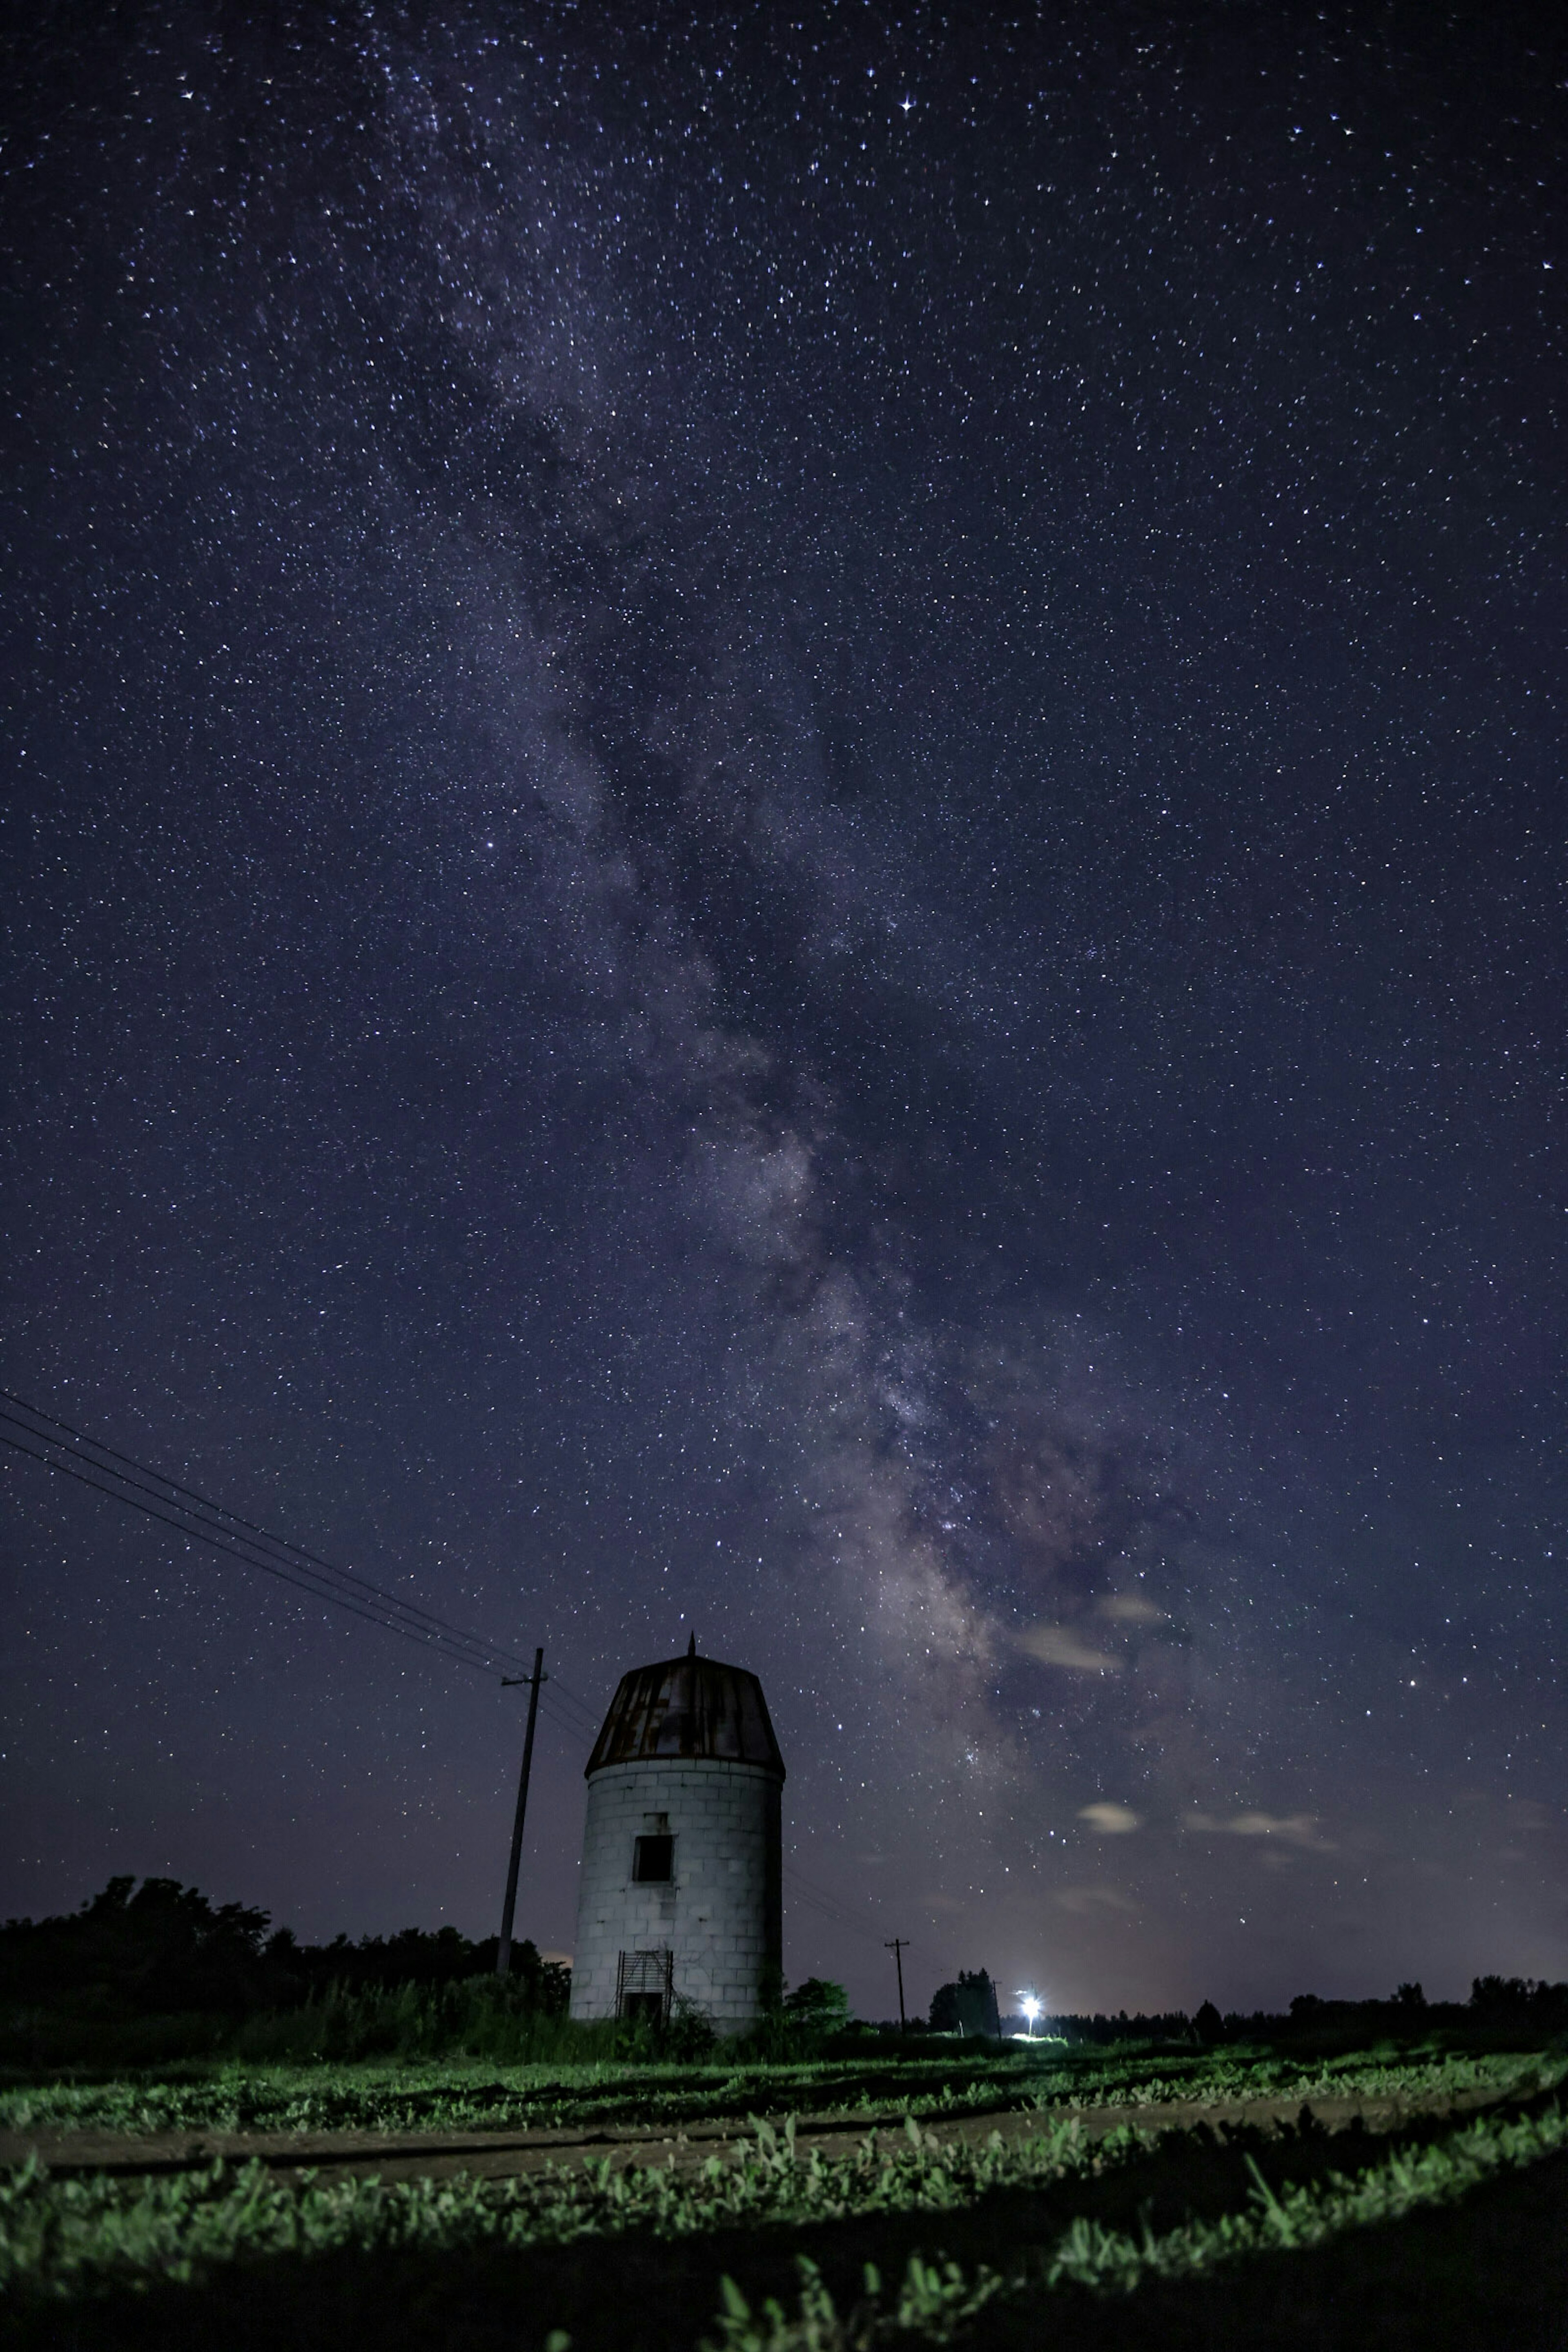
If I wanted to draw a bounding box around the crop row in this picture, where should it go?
[0,2045,1541,2142]
[4,2071,1564,2307]
[0,2111,1143,2296]
[711,2104,1568,2351]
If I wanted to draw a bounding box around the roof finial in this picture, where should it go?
[688,1632,697,1657]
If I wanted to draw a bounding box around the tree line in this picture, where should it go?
[0,1876,570,2020]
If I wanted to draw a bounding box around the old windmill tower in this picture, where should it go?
[568,1637,785,2031]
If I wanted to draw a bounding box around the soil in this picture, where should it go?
[0,2078,1514,2186]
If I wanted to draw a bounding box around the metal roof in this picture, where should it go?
[584,1637,786,1779]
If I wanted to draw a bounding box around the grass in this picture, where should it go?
[4,2079,1564,2301]
[0,1978,607,2076]
[2,2043,1565,2350]
[0,2110,1152,2294]
[708,2104,1568,2348]
[1,2041,1546,2142]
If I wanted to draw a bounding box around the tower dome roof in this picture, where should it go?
[584,1639,785,1779]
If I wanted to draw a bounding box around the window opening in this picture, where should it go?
[633,1833,674,1882]
[616,1947,673,2026]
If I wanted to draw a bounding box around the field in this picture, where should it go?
[3,2038,1567,2350]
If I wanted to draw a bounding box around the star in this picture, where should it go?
[3,1,1561,2022]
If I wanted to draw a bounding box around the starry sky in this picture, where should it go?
[3,2,1566,2022]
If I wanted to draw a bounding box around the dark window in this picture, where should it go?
[622,1990,665,2026]
[633,1834,674,1882]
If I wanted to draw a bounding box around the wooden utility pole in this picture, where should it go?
[885,1936,910,2031]
[496,1648,546,1978]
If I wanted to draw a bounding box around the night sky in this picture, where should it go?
[3,3,1566,2024]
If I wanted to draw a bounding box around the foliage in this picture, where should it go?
[0,1878,276,2018]
[1468,1975,1568,2023]
[0,1878,569,2043]
[927,1971,1000,2039]
[1,2063,1564,2321]
[766,1981,853,2056]
[0,2106,1134,2296]
[10,1879,1565,2082]
[705,2103,1568,2351]
[1,2042,1549,2144]
[784,1982,850,2030]
[0,1879,573,2071]
[230,1976,594,2065]
[664,2002,722,2062]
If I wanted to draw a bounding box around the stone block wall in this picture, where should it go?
[568,1757,782,2030]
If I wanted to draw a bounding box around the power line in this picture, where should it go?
[0,1391,535,1682]
[783,1861,893,1949]
[1,1389,535,1671]
[535,1693,593,1746]
[537,1669,602,1726]
[548,1668,609,1731]
[0,1428,504,1667]
[786,1876,869,1936]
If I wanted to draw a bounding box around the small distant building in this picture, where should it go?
[568,1638,785,2032]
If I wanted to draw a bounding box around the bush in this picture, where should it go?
[783,1979,850,2032]
[0,1877,575,2069]
[231,1978,613,2065]
[0,1878,275,2017]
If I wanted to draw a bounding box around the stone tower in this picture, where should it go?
[568,1637,785,2032]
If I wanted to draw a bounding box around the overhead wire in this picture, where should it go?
[535,1694,594,1746]
[783,1860,898,1949]
[0,1390,537,1683]
[7,1391,931,1982]
[548,1668,610,1731]
[538,1668,603,1722]
[4,1400,921,1871]
[1,1388,537,1673]
[0,1428,510,1672]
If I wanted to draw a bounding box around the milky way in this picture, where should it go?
[4,5,1565,2017]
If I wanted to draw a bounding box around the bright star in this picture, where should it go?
[900,95,915,114]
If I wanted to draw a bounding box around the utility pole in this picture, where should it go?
[496,1648,546,1978]
[885,1936,910,2032]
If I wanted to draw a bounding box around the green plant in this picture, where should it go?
[702,2102,1568,2350]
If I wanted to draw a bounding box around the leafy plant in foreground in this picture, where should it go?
[3,2045,1545,2145]
[706,2103,1568,2351]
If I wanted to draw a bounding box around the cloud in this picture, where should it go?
[1018,1624,1123,1673]
[1508,1800,1554,1832]
[1056,1886,1138,1915]
[1078,1801,1142,1834]
[1098,1594,1167,1624]
[1184,1810,1334,1851]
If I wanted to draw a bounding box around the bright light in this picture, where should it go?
[1016,1991,1042,2038]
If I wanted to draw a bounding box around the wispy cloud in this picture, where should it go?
[1018,1624,1123,1673]
[1098,1594,1167,1624]
[1078,1801,1142,1833]
[1508,1800,1555,1832]
[1184,1810,1334,1851]
[1056,1885,1138,1915]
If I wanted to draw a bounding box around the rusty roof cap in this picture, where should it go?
[584,1644,785,1779]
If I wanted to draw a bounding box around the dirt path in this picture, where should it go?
[0,2082,1511,2187]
